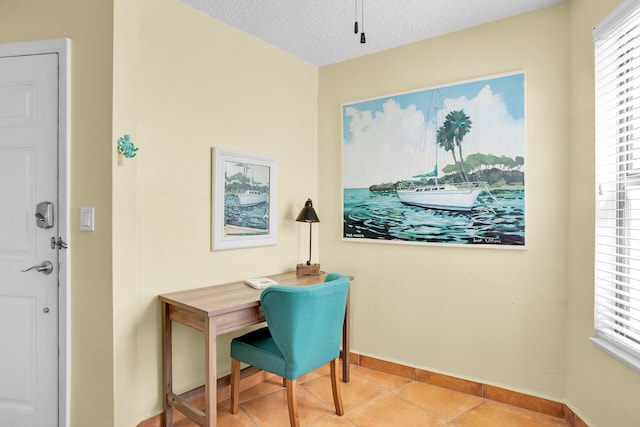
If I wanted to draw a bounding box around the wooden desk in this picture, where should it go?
[159,271,351,427]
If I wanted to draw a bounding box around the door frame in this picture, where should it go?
[0,38,71,427]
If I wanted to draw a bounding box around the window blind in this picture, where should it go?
[593,0,640,372]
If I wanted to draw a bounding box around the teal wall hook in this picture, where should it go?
[117,134,139,165]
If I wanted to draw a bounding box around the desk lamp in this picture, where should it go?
[296,198,321,276]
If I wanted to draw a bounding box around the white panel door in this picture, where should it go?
[0,54,59,426]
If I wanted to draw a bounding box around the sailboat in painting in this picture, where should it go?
[237,189,267,207]
[396,180,483,211]
[396,92,484,211]
[236,164,268,207]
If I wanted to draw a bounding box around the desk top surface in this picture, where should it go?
[158,271,333,317]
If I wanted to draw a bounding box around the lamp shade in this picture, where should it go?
[295,199,320,223]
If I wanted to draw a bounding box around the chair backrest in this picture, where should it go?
[259,273,350,380]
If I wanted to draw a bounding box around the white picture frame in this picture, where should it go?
[212,147,278,251]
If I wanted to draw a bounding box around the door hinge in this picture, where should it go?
[51,236,68,250]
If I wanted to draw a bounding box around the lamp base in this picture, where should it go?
[296,263,321,276]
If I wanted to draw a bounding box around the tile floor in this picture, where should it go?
[177,363,570,427]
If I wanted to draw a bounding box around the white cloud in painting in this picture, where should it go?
[343,85,524,189]
[442,85,524,164]
[344,99,425,189]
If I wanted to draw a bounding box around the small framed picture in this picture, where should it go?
[212,147,278,251]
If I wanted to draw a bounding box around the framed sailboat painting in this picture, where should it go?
[212,147,278,251]
[342,72,526,247]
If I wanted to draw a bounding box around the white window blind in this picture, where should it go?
[593,0,640,372]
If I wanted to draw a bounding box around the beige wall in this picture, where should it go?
[319,1,640,426]
[319,3,571,399]
[0,1,116,426]
[566,1,640,426]
[115,0,319,424]
[112,0,141,425]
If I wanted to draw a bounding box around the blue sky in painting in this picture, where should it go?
[342,72,525,189]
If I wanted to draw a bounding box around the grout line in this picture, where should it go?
[298,382,334,411]
[344,389,398,423]
[239,405,260,427]
[446,399,487,425]
[391,388,451,421]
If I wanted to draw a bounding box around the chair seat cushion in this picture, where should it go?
[231,327,286,378]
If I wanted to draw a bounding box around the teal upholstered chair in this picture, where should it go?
[230,273,350,427]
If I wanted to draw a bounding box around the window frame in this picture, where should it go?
[592,0,640,373]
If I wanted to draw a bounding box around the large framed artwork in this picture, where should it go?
[212,147,277,251]
[342,72,526,247]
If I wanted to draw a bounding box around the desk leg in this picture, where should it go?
[342,289,350,383]
[205,316,217,427]
[162,302,173,427]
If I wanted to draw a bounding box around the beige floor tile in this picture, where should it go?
[394,381,483,421]
[299,363,332,383]
[175,404,254,427]
[215,406,256,427]
[346,393,447,427]
[240,386,334,427]
[302,369,387,409]
[307,414,357,426]
[449,400,570,427]
[350,365,412,390]
[301,375,347,411]
[235,375,286,403]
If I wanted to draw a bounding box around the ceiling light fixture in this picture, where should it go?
[354,0,359,33]
[353,0,366,44]
[360,0,366,43]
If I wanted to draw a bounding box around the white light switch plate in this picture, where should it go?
[80,207,94,232]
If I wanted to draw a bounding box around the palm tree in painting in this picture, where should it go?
[437,125,463,181]
[443,110,472,182]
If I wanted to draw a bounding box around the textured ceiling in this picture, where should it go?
[181,0,566,66]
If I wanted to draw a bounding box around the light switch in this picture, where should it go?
[80,207,94,232]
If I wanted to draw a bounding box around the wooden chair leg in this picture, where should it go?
[230,358,241,414]
[330,359,344,416]
[285,378,300,427]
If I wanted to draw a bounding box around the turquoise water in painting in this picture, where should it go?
[225,194,269,231]
[343,188,525,246]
